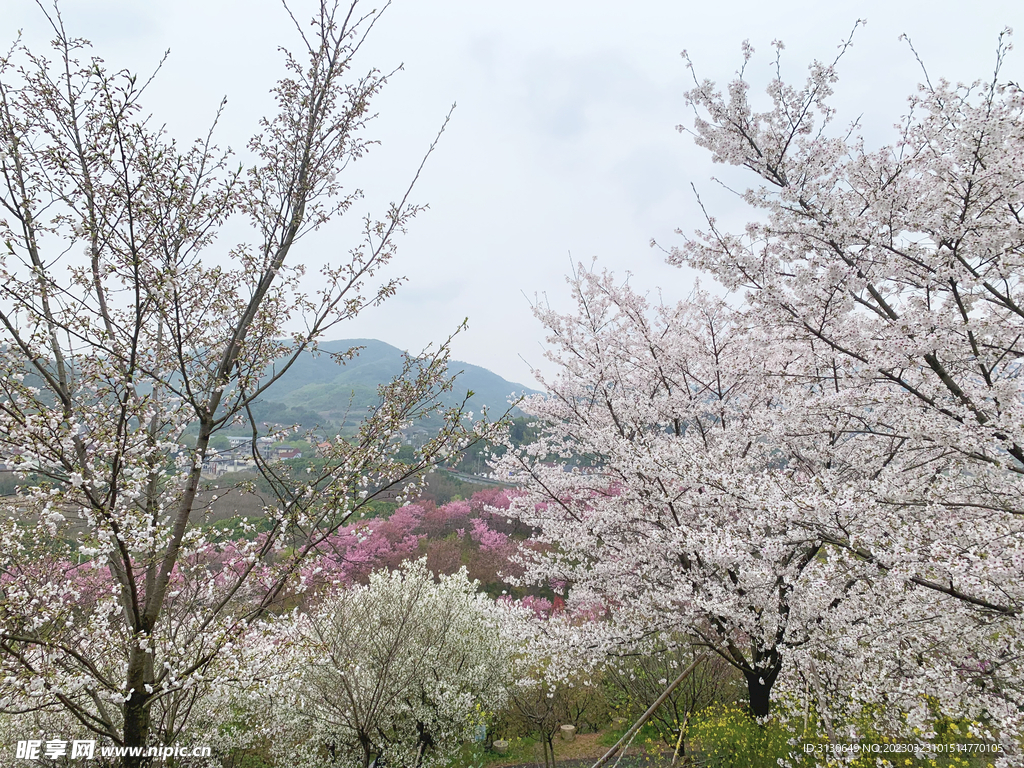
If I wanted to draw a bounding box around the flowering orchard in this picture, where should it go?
[0,489,530,767]
[0,2,498,764]
[300,487,524,591]
[3,1,1023,765]
[496,31,1024,759]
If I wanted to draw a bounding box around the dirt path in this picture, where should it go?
[491,732,682,768]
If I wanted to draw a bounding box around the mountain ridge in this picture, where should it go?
[253,338,540,430]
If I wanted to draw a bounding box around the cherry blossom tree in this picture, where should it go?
[676,29,1024,740]
[496,274,856,718]
[498,29,1024,754]
[0,2,490,763]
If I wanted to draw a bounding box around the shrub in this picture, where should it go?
[689,703,795,768]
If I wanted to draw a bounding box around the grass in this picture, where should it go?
[687,703,1001,768]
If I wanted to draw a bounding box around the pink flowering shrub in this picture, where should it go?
[298,489,531,599]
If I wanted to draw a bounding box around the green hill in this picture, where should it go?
[251,339,539,431]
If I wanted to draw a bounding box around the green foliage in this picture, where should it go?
[0,471,21,496]
[419,469,487,506]
[689,703,794,768]
[507,416,540,447]
[209,435,232,451]
[501,670,610,768]
[452,416,540,475]
[687,700,1000,768]
[211,515,275,539]
[218,743,274,768]
[0,470,51,496]
[598,718,666,748]
[245,399,329,431]
[451,735,535,768]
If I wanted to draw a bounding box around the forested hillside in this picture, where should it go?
[249,338,540,431]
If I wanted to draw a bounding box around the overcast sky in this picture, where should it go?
[6,0,1023,389]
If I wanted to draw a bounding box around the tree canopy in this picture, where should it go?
[498,31,1024,752]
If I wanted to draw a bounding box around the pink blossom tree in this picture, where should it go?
[303,489,523,595]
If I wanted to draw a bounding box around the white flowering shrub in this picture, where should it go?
[254,560,515,768]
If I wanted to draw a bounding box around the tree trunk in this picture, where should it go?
[360,738,371,768]
[743,665,780,719]
[122,691,151,768]
[122,646,153,768]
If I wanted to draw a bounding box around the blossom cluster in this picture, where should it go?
[495,32,1024,764]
